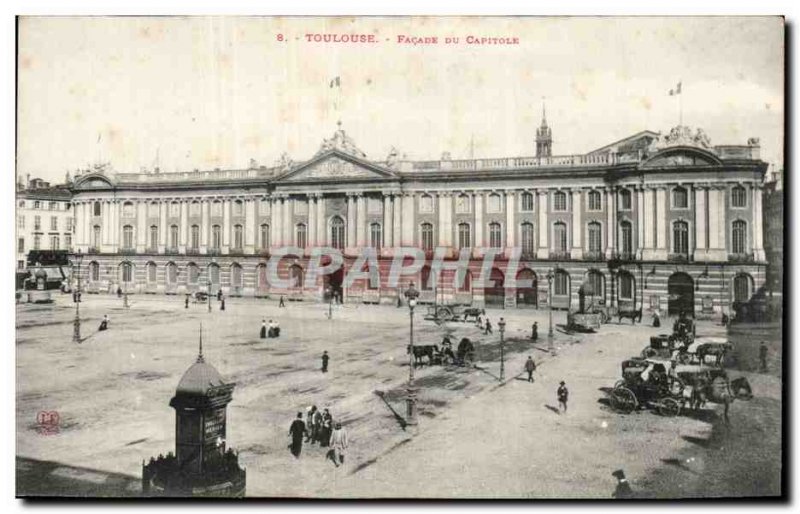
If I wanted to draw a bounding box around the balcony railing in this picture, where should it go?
[728,253,755,263]
[613,251,635,262]
[667,253,691,262]
[186,248,200,255]
[145,247,159,254]
[166,247,178,254]
[207,248,221,256]
[583,251,604,261]
[87,247,100,254]
[229,248,244,256]
[120,248,137,255]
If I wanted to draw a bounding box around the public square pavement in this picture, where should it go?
[16,294,782,498]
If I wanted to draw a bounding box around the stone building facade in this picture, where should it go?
[16,176,74,270]
[68,119,768,316]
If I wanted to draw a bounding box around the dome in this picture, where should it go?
[175,357,226,395]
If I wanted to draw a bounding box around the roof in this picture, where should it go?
[175,357,226,395]
[18,186,72,200]
[586,130,660,155]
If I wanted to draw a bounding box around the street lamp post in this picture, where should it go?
[546,270,555,355]
[498,317,506,382]
[207,277,212,313]
[404,281,420,427]
[327,286,333,319]
[72,251,83,343]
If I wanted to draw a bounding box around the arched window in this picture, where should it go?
[458,270,472,292]
[487,193,502,213]
[296,223,307,249]
[190,201,201,217]
[89,261,100,282]
[330,216,345,250]
[489,222,502,248]
[93,201,102,216]
[672,186,688,209]
[370,223,382,250]
[420,223,434,252]
[92,225,101,248]
[233,224,243,250]
[166,262,177,285]
[732,220,747,254]
[259,198,270,215]
[233,199,243,217]
[121,262,133,283]
[731,185,747,208]
[211,225,221,250]
[734,274,751,303]
[260,224,270,250]
[149,225,159,249]
[290,264,304,289]
[420,265,432,291]
[187,263,199,284]
[169,201,180,217]
[148,202,159,217]
[520,222,534,255]
[190,225,200,249]
[169,225,179,248]
[619,221,633,256]
[587,270,604,298]
[122,201,134,218]
[553,191,567,212]
[618,272,634,300]
[520,192,534,212]
[588,190,602,211]
[122,225,134,249]
[672,221,689,255]
[553,222,567,253]
[587,222,602,254]
[419,194,434,213]
[618,189,632,210]
[147,262,157,283]
[230,263,243,288]
[458,223,471,249]
[554,270,570,296]
[208,263,220,285]
[455,194,470,214]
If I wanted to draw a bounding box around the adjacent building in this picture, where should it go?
[16,176,74,270]
[67,117,768,316]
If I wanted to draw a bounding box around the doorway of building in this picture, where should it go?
[324,267,344,303]
[516,268,538,307]
[667,272,694,316]
[485,268,506,307]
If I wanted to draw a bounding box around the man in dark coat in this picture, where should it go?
[260,319,267,339]
[98,314,109,332]
[484,318,493,335]
[320,408,333,447]
[531,322,538,341]
[217,290,222,301]
[117,286,122,298]
[279,295,286,308]
[220,296,226,311]
[185,294,189,309]
[288,412,306,458]
[321,351,329,373]
[557,381,569,413]
[311,406,324,444]
[524,356,537,382]
[612,469,633,498]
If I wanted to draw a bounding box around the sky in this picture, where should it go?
[16,16,784,183]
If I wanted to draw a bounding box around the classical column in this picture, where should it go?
[271,196,282,247]
[604,188,614,258]
[101,201,109,247]
[245,197,256,253]
[159,201,167,251]
[308,195,317,248]
[570,189,581,259]
[201,199,210,250]
[754,184,765,261]
[136,200,147,252]
[74,202,84,249]
[180,200,188,251]
[636,187,645,259]
[356,194,366,247]
[393,193,402,247]
[346,194,356,248]
[442,192,453,248]
[401,193,415,246]
[437,192,448,247]
[536,190,548,259]
[693,186,708,261]
[474,192,484,248]
[383,195,393,250]
[221,198,230,249]
[506,190,516,252]
[654,187,667,259]
[316,195,326,246]
[283,196,292,246]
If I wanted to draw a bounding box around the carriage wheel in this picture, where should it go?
[612,387,638,413]
[614,380,626,389]
[658,398,682,417]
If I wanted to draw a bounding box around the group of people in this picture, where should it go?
[522,356,569,413]
[288,406,349,467]
[474,315,493,335]
[260,319,281,338]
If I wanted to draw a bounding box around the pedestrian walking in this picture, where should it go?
[652,309,661,328]
[320,409,333,447]
[759,341,768,372]
[484,318,493,335]
[524,356,537,382]
[531,322,538,341]
[321,351,329,373]
[329,422,348,467]
[217,290,222,301]
[220,296,226,311]
[117,286,122,298]
[311,406,323,444]
[611,469,633,499]
[288,412,306,458]
[305,406,316,442]
[260,319,267,339]
[557,381,569,413]
[185,294,189,309]
[279,295,286,308]
[98,314,109,331]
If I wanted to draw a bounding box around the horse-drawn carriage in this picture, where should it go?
[610,357,750,417]
[192,291,209,303]
[677,336,734,366]
[424,304,484,325]
[408,336,476,368]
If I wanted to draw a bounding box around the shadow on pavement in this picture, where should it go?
[17,456,140,498]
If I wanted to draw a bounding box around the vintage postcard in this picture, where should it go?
[15,15,784,499]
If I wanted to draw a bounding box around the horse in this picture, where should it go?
[456,338,476,366]
[618,309,642,324]
[407,344,439,367]
[462,308,486,323]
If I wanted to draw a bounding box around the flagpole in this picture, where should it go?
[679,88,683,126]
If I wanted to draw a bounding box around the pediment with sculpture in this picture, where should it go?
[278,153,395,183]
[640,146,722,168]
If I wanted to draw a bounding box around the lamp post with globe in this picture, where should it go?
[546,269,555,355]
[404,281,420,427]
[72,250,83,343]
[498,317,506,382]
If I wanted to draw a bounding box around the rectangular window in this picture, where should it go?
[553,192,567,212]
[33,235,41,250]
[49,202,57,211]
[421,224,434,252]
[18,216,24,229]
[588,191,602,211]
[731,187,747,208]
[50,216,58,231]
[50,235,59,250]
[66,218,73,232]
[18,238,24,253]
[65,233,72,249]
[520,193,534,212]
[18,260,24,270]
[487,194,502,214]
[34,216,41,231]
[554,273,568,296]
